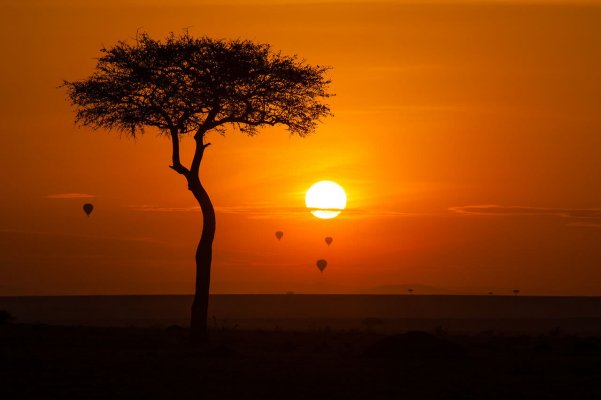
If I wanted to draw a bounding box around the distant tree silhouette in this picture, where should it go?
[513,289,520,296]
[63,32,332,343]
[361,317,384,332]
[408,288,414,295]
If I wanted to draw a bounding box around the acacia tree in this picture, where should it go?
[63,32,332,342]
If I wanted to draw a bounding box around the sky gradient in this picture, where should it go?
[1,1,600,296]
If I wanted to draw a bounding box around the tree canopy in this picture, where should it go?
[63,32,332,138]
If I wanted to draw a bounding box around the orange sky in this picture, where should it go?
[1,1,600,296]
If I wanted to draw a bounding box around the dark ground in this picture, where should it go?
[2,323,601,400]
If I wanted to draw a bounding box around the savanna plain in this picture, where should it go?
[2,295,601,399]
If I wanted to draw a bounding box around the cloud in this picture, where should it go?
[217,205,419,219]
[0,228,164,244]
[565,222,601,229]
[449,205,601,219]
[130,203,601,222]
[127,204,303,217]
[127,205,199,212]
[219,205,320,219]
[44,193,96,199]
[127,204,421,219]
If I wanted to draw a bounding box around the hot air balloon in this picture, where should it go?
[83,203,94,217]
[316,259,327,272]
[324,237,333,246]
[275,231,284,240]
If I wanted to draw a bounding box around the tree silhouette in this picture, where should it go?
[361,317,384,332]
[63,32,332,342]
[513,289,520,296]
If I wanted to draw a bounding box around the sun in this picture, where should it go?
[305,181,347,219]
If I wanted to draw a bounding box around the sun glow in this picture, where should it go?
[305,181,347,219]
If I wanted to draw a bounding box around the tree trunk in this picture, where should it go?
[168,130,214,343]
[189,180,216,343]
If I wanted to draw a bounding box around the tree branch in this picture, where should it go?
[169,130,190,177]
[190,133,211,180]
[199,106,220,134]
